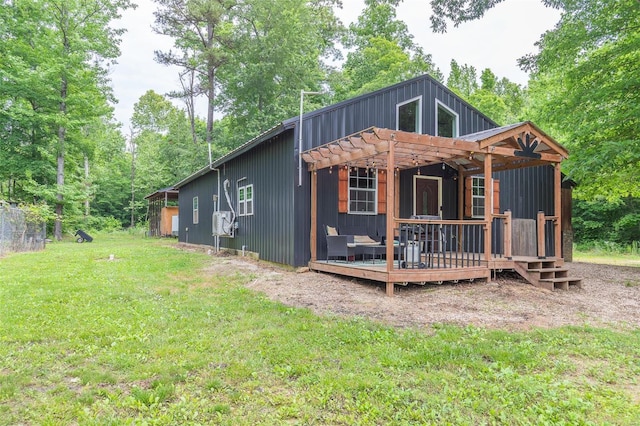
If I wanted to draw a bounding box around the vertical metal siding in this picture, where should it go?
[181,133,296,265]
[495,165,555,219]
[184,75,500,266]
[293,75,498,266]
[178,172,218,247]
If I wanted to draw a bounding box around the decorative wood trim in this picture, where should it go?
[377,169,387,214]
[338,167,348,213]
[464,177,472,217]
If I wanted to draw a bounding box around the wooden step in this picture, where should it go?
[513,259,582,291]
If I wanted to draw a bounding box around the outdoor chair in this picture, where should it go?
[326,234,356,262]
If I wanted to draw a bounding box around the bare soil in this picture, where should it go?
[197,248,640,331]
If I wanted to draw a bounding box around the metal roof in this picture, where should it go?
[172,73,501,189]
[143,187,179,200]
[172,122,292,189]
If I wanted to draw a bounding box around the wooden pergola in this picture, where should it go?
[302,121,570,296]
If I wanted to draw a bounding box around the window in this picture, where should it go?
[349,168,377,214]
[435,100,458,137]
[238,184,254,216]
[397,97,422,133]
[471,176,485,218]
[464,176,500,218]
[192,196,199,224]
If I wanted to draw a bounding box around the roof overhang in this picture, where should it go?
[302,121,568,176]
[144,187,179,201]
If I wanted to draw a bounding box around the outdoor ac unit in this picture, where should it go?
[212,211,234,237]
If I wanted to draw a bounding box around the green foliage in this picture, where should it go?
[215,0,341,147]
[19,202,55,225]
[331,0,443,101]
[0,0,134,238]
[446,60,526,125]
[84,215,124,232]
[127,90,209,223]
[1,235,639,423]
[429,0,563,33]
[573,197,640,245]
[525,0,640,199]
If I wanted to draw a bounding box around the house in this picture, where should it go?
[173,74,579,295]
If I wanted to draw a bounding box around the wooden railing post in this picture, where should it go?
[537,210,546,258]
[554,217,561,259]
[504,210,512,259]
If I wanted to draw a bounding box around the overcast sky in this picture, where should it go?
[110,0,561,130]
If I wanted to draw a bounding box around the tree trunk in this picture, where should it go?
[130,130,136,228]
[84,154,90,217]
[206,21,215,147]
[54,77,67,241]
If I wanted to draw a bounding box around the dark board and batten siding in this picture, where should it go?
[495,165,555,219]
[293,75,496,266]
[179,132,296,266]
[178,172,217,247]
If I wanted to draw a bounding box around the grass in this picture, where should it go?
[574,247,640,267]
[1,234,639,424]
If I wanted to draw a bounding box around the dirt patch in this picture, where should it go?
[203,253,640,331]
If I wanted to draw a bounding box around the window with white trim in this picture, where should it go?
[396,97,422,133]
[435,100,458,137]
[192,196,199,224]
[349,168,377,214]
[238,184,254,216]
[471,176,485,218]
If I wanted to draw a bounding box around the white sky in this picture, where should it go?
[110,0,561,130]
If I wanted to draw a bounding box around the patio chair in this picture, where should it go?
[326,234,356,262]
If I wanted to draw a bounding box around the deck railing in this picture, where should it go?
[394,219,487,270]
[492,211,512,259]
[537,211,557,258]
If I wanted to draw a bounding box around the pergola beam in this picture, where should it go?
[302,125,569,175]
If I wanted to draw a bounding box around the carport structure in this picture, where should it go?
[302,121,572,296]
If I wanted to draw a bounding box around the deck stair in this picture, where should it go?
[512,259,582,291]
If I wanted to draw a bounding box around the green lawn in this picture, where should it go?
[1,234,639,424]
[573,250,640,267]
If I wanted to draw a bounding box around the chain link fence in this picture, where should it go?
[0,204,47,256]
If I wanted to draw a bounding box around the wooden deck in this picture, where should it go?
[309,255,578,296]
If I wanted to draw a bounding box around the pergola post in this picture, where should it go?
[554,163,562,258]
[310,168,318,262]
[484,153,493,263]
[385,141,395,297]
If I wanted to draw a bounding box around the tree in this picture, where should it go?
[333,0,443,100]
[524,0,640,199]
[445,61,525,125]
[215,0,342,146]
[153,0,236,148]
[429,0,562,33]
[129,90,208,224]
[0,0,133,239]
[446,60,478,98]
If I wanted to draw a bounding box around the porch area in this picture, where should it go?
[302,122,580,296]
